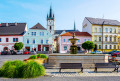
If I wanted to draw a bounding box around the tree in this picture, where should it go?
[82,41,95,53]
[14,42,24,50]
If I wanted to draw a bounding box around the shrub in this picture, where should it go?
[20,61,45,78]
[40,54,47,59]
[29,55,37,59]
[0,60,25,78]
[37,54,41,58]
[37,54,47,59]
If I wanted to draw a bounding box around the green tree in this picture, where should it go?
[82,41,95,53]
[14,42,24,50]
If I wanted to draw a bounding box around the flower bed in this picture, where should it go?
[24,54,48,64]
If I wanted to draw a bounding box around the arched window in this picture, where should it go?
[50,26,52,30]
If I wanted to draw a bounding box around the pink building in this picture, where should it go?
[58,32,92,53]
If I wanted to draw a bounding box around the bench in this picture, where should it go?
[59,63,83,73]
[94,63,119,72]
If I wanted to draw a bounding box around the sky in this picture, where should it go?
[0,0,120,31]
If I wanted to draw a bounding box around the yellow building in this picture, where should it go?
[82,17,120,52]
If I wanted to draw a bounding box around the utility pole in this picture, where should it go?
[102,21,105,52]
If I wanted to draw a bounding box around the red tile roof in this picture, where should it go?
[60,31,92,36]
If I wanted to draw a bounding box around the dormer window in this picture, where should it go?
[36,27,38,28]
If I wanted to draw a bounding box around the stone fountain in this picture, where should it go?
[46,33,109,69]
[69,33,78,54]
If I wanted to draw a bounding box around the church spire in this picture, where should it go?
[49,5,53,18]
[74,21,76,31]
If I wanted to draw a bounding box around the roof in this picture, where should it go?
[60,31,92,36]
[0,23,26,35]
[86,17,120,26]
[30,23,46,30]
[55,30,79,34]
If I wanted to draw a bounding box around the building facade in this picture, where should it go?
[23,23,52,52]
[82,17,120,52]
[0,23,27,52]
[58,32,92,53]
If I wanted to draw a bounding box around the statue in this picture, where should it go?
[69,33,78,54]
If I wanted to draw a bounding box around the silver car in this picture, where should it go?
[30,51,36,54]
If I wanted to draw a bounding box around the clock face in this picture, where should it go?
[49,20,53,25]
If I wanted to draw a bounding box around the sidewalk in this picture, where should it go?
[46,69,120,77]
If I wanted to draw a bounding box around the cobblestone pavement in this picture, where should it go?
[0,55,120,81]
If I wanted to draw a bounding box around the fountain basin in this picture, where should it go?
[46,54,109,69]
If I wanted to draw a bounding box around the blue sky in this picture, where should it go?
[0,0,120,31]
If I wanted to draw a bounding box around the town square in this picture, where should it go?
[0,0,120,81]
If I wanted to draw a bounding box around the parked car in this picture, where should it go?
[23,51,29,54]
[1,51,11,55]
[108,50,117,54]
[111,51,120,56]
[16,50,23,54]
[91,51,102,54]
[30,51,36,54]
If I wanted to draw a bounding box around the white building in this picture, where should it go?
[0,23,27,52]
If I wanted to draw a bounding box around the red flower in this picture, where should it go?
[115,59,118,61]
[24,59,29,61]
[37,57,40,58]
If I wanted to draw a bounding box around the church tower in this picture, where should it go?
[47,6,55,35]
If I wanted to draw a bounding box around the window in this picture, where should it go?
[114,37,116,42]
[46,40,49,44]
[42,32,44,36]
[31,32,36,36]
[99,37,101,41]
[114,45,116,49]
[64,46,67,50]
[99,45,101,49]
[110,37,112,42]
[33,39,35,44]
[95,37,97,41]
[78,39,80,42]
[95,28,97,32]
[105,37,107,41]
[13,38,18,42]
[50,26,52,30]
[6,38,9,42]
[99,28,101,32]
[67,39,70,42]
[41,40,43,44]
[16,38,18,42]
[110,45,112,49]
[105,45,107,49]
[84,39,86,42]
[114,29,116,33]
[105,28,108,32]
[13,38,15,42]
[27,39,29,44]
[110,28,112,33]
[0,38,1,42]
[40,32,42,36]
[63,39,66,42]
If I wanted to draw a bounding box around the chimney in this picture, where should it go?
[15,22,17,26]
[6,23,8,27]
